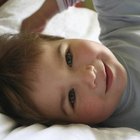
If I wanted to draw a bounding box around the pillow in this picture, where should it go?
[1,113,140,140]
[43,7,100,42]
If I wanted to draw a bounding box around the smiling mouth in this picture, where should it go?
[104,64,113,93]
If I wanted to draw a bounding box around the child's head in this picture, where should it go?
[0,33,127,126]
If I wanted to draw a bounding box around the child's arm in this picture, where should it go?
[0,0,8,6]
[20,0,59,33]
[20,0,78,33]
[20,0,94,33]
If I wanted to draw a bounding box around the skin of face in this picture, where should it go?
[29,39,127,125]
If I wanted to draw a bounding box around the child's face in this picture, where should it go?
[29,39,127,124]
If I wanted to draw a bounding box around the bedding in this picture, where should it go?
[0,0,140,140]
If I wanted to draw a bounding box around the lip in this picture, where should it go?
[104,64,113,93]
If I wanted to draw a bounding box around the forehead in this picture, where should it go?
[28,42,66,118]
[28,65,64,119]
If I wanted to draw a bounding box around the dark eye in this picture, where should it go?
[68,88,76,108]
[65,48,73,67]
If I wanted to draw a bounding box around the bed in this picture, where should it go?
[0,0,140,140]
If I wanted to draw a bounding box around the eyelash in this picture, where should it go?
[65,48,76,108]
[68,88,76,108]
[65,48,73,67]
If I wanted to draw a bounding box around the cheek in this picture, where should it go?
[76,97,106,123]
[74,46,100,66]
[101,47,117,62]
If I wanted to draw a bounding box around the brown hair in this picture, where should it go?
[0,33,63,126]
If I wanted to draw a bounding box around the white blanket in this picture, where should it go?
[0,0,140,140]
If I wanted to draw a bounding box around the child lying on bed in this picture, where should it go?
[0,0,140,130]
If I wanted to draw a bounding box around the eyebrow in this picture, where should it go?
[57,42,68,65]
[57,43,68,116]
[57,44,61,55]
[60,93,68,116]
[56,44,64,67]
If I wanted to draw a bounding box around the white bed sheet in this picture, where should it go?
[0,0,140,140]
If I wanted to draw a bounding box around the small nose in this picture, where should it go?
[77,65,97,89]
